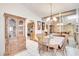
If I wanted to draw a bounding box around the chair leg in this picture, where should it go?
[53,49,57,55]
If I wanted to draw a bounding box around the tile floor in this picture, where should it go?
[15,36,79,56]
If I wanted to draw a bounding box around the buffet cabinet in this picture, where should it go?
[4,13,26,55]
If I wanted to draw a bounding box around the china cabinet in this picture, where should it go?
[4,13,26,55]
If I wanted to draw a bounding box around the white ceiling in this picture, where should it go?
[23,3,79,18]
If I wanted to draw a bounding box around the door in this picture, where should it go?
[4,13,26,55]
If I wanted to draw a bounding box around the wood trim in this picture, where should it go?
[30,39,38,42]
[4,13,26,20]
[42,9,76,19]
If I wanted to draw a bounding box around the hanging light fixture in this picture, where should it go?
[57,13,63,26]
[46,3,57,22]
[49,4,63,26]
[50,3,53,22]
[50,3,57,22]
[48,3,63,33]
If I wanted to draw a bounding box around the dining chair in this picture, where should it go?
[56,36,67,56]
[37,33,48,55]
[48,35,67,56]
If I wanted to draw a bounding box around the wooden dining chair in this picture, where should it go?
[56,36,67,56]
[37,32,50,55]
[48,35,67,56]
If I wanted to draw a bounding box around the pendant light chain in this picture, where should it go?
[50,3,53,20]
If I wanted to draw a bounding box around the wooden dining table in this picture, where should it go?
[38,33,68,55]
[42,35,65,49]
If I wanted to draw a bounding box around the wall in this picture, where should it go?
[0,3,42,55]
[64,24,74,36]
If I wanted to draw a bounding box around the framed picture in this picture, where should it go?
[42,22,45,30]
[46,24,48,29]
[37,21,41,30]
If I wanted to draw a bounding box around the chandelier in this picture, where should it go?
[49,3,57,22]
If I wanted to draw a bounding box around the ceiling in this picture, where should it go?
[23,3,79,18]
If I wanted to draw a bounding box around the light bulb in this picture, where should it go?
[53,17,57,22]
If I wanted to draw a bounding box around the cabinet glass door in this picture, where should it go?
[18,20,24,35]
[8,19,16,39]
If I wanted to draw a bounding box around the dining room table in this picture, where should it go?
[42,34,65,49]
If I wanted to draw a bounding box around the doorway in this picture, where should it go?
[27,20,35,41]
